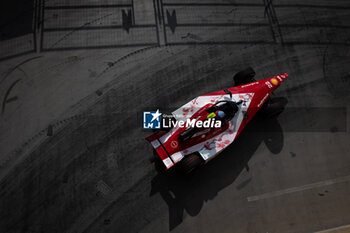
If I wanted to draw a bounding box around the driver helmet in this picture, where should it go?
[216,110,226,119]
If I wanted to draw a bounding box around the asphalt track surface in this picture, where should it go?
[0,0,350,233]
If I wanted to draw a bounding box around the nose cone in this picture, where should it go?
[280,72,289,80]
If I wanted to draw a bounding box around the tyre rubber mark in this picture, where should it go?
[0,56,42,85]
[2,79,21,115]
[49,13,115,49]
[47,124,53,136]
[264,0,283,44]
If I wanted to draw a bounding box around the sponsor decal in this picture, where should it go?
[257,93,270,108]
[171,141,178,148]
[271,78,279,85]
[240,81,259,88]
[265,81,273,89]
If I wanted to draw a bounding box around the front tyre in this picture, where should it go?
[233,67,256,86]
[259,97,288,118]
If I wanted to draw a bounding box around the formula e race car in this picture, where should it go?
[146,68,288,173]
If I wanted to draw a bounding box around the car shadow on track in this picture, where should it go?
[150,100,285,231]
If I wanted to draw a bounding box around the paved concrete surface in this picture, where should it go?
[0,0,350,232]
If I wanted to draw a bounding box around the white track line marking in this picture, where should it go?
[314,223,350,233]
[247,175,350,202]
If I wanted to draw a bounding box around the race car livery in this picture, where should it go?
[146,73,288,170]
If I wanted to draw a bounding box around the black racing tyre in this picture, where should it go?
[258,97,288,118]
[233,67,256,86]
[149,150,158,163]
[179,153,204,174]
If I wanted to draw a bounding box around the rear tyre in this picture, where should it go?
[233,67,256,86]
[148,151,157,163]
[179,153,204,174]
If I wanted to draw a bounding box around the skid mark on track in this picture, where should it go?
[264,0,284,44]
[1,79,21,115]
[49,13,116,49]
[33,55,86,77]
[96,44,184,77]
[0,56,42,85]
[0,112,86,171]
[97,45,160,77]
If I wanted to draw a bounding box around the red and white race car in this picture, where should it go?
[146,68,288,173]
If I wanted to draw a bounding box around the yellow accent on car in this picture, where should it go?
[207,112,216,119]
[271,78,279,85]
